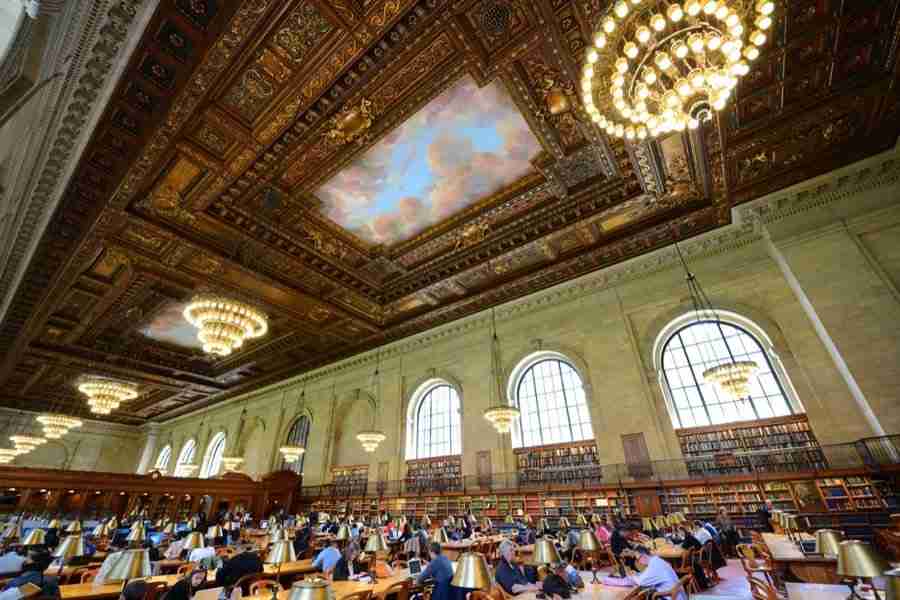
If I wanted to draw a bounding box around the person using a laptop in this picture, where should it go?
[165,568,207,600]
[415,543,453,600]
[332,544,363,581]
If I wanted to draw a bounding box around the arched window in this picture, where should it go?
[175,439,196,476]
[406,381,461,460]
[200,432,226,479]
[281,416,310,474]
[657,313,799,428]
[155,445,172,473]
[509,354,594,449]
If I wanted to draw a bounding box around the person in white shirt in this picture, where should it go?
[164,537,185,560]
[0,550,26,575]
[188,545,215,564]
[628,547,685,600]
[692,523,712,545]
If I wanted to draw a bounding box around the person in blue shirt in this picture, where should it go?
[495,540,541,595]
[0,550,58,599]
[416,543,454,600]
[312,539,341,575]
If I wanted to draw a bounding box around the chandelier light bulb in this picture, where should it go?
[703,1,719,15]
[726,12,740,27]
[755,15,772,30]
[636,26,651,44]
[624,42,639,59]
[673,42,689,59]
[667,4,684,22]
[706,33,722,51]
[750,30,767,46]
[686,0,702,16]
[715,5,729,20]
[615,57,629,74]
[654,51,672,70]
[614,1,629,18]
[730,23,744,37]
[594,32,607,48]
[586,48,598,63]
[603,17,616,33]
[744,46,760,60]
[756,0,775,16]
[642,68,657,84]
[688,33,706,54]
[650,13,666,31]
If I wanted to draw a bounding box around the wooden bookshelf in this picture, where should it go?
[514,441,602,486]
[676,415,825,476]
[405,456,462,493]
[331,465,368,497]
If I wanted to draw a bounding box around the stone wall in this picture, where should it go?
[140,149,900,486]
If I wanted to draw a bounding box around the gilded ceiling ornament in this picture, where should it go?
[142,181,197,225]
[327,98,374,145]
[454,222,490,250]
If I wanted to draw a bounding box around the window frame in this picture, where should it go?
[281,415,311,474]
[508,352,594,449]
[654,311,803,429]
[175,439,196,476]
[200,432,226,479]
[155,445,172,473]
[405,380,462,461]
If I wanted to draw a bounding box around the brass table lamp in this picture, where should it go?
[578,529,603,583]
[451,552,492,591]
[837,540,889,600]
[505,515,515,525]
[267,539,297,590]
[207,525,224,540]
[181,531,205,551]
[558,517,571,531]
[65,521,82,534]
[364,531,389,581]
[815,529,844,557]
[22,529,46,546]
[53,534,86,576]
[47,519,62,529]
[126,522,146,546]
[105,548,152,584]
[335,524,352,542]
[531,538,561,582]
[538,518,550,535]
[575,514,588,527]
[433,528,450,544]
[288,578,330,600]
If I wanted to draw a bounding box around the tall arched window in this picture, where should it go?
[155,445,172,473]
[509,353,594,449]
[175,439,196,476]
[657,313,799,428]
[406,381,461,460]
[200,432,226,479]
[281,416,310,474]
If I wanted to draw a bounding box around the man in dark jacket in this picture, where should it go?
[214,549,263,588]
[416,543,454,600]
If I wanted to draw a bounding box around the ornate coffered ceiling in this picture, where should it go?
[0,0,897,424]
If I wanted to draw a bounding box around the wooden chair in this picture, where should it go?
[176,562,198,577]
[749,576,784,600]
[248,579,283,596]
[143,582,168,600]
[492,585,514,600]
[469,592,493,600]
[608,548,626,576]
[699,542,721,585]
[340,591,372,600]
[650,574,692,600]
[383,579,412,600]
[79,568,99,583]
[234,573,267,596]
[737,544,778,588]
[673,551,699,594]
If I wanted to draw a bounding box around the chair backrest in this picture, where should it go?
[176,562,197,577]
[492,585,514,600]
[749,576,779,600]
[234,573,266,596]
[469,592,493,600]
[678,548,693,570]
[248,579,282,596]
[652,575,688,600]
[341,591,373,600]
[80,568,99,583]
[143,582,167,600]
[382,579,411,600]
[736,544,756,559]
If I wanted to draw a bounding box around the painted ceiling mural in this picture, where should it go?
[316,77,541,245]
[140,302,202,350]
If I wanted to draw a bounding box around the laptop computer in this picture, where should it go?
[408,558,422,577]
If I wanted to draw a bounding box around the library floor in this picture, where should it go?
[593,560,750,599]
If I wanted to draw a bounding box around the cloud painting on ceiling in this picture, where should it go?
[316,76,541,245]
[140,301,202,350]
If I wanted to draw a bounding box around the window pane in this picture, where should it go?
[410,384,461,459]
[513,359,592,448]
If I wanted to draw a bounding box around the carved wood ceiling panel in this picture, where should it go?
[0,0,897,424]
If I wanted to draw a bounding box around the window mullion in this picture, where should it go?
[558,361,576,442]
[679,332,713,426]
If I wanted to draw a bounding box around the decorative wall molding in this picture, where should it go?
[0,0,153,324]
[159,147,900,426]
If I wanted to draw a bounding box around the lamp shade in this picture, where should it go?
[335,525,352,541]
[538,518,550,533]
[578,529,601,552]
[482,518,493,531]
[91,523,108,538]
[558,517,570,530]
[364,532,389,554]
[505,515,515,524]
[784,515,799,532]
[815,530,843,556]
[105,549,152,582]
[451,552,492,591]
[837,540,889,578]
[523,514,534,525]
[53,535,86,560]
[107,517,119,530]
[126,523,145,543]
[65,521,82,534]
[1,521,21,540]
[267,540,297,565]
[642,517,653,532]
[206,525,224,539]
[653,516,667,530]
[288,579,330,600]
[575,514,588,527]
[162,522,177,535]
[47,519,61,529]
[531,538,561,565]
[181,531,205,551]
[421,515,432,528]
[433,528,449,544]
[22,529,46,546]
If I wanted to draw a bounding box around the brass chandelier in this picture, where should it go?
[581,0,775,139]
[483,308,520,434]
[10,435,47,455]
[77,377,139,415]
[36,414,83,439]
[357,352,387,453]
[183,294,268,357]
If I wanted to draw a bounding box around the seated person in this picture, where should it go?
[541,562,576,599]
[331,544,362,581]
[563,528,580,560]
[164,533,186,560]
[416,543,453,600]
[188,544,216,564]
[626,547,685,600]
[564,558,585,590]
[0,550,57,600]
[215,549,262,588]
[120,580,147,600]
[293,526,312,557]
[692,522,712,545]
[0,549,27,576]
[165,569,207,600]
[610,524,638,576]
[312,539,341,575]
[495,540,541,595]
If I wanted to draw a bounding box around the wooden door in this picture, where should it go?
[622,433,652,480]
[476,451,492,488]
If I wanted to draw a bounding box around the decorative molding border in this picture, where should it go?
[0,0,153,324]
[158,146,900,425]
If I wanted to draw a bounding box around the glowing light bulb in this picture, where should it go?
[730,24,744,37]
[667,4,684,22]
[625,127,635,140]
[636,26,651,44]
[615,124,625,137]
[624,42,639,59]
[703,1,719,15]
[755,14,772,29]
[651,14,666,31]
[712,95,727,111]
[731,61,749,76]
[715,5,729,20]
[586,49,598,63]
[603,17,616,33]
[726,13,740,27]
[594,32,607,48]
[654,51,672,70]
[756,0,775,16]
[614,1,629,18]
[689,33,706,54]
[636,84,650,99]
[744,46,760,60]
[676,78,693,97]
[688,117,700,130]
[615,57,629,74]
[613,73,625,87]
[750,30,767,46]
[643,68,657,84]
[686,1,702,16]
[637,127,647,140]
[664,90,681,108]
[706,33,722,51]
[583,65,594,78]
[689,69,706,90]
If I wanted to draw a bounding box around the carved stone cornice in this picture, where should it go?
[157,147,900,424]
[0,0,152,324]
